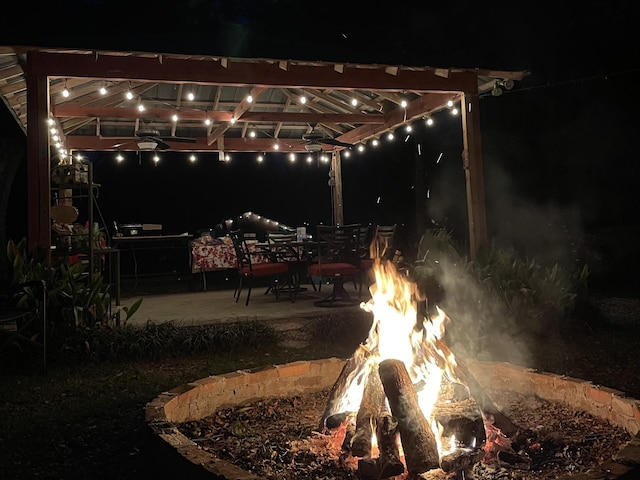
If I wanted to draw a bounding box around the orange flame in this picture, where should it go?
[337,258,465,458]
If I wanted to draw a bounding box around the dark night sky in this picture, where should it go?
[3,0,640,270]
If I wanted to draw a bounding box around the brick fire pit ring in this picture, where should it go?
[145,358,640,479]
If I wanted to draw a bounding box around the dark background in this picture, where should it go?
[2,0,640,291]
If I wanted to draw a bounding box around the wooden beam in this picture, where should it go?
[207,86,267,145]
[461,91,488,258]
[25,52,51,253]
[337,93,452,145]
[28,51,480,93]
[64,136,338,153]
[331,151,344,226]
[52,106,387,126]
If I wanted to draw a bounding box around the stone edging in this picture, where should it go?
[145,358,640,479]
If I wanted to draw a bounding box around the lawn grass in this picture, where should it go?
[0,336,353,480]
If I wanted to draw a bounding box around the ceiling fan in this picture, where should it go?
[301,126,353,152]
[112,128,197,150]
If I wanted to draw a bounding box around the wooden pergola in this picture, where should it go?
[0,46,528,258]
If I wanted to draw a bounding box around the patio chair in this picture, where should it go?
[0,280,47,372]
[308,223,361,307]
[229,229,290,306]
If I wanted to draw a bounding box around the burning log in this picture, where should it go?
[378,359,440,474]
[435,338,520,437]
[432,397,487,448]
[351,364,387,457]
[440,447,485,473]
[320,345,370,430]
[375,412,405,478]
[356,413,405,479]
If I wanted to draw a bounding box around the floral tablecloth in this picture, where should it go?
[190,236,270,273]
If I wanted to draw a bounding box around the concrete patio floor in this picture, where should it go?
[119,279,369,327]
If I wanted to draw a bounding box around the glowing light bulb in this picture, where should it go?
[187,92,195,101]
[126,90,134,100]
[351,98,358,107]
[426,117,434,126]
[205,118,211,126]
[62,88,70,98]
[289,153,296,162]
[99,86,107,95]
[400,99,407,108]
[249,130,256,138]
[116,154,124,163]
[257,154,264,163]
[447,99,454,107]
[172,114,179,122]
[300,95,307,104]
[387,132,395,141]
[189,154,197,163]
[246,95,253,103]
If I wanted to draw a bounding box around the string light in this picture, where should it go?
[289,153,296,162]
[249,130,256,138]
[125,83,134,100]
[447,99,454,108]
[189,154,197,163]
[425,116,434,126]
[387,132,395,141]
[153,154,160,164]
[371,138,379,147]
[351,97,358,107]
[246,94,253,103]
[204,118,211,126]
[99,84,107,95]
[405,124,412,133]
[172,113,179,122]
[306,155,313,163]
[187,92,195,101]
[116,153,124,163]
[62,80,70,98]
[257,154,264,163]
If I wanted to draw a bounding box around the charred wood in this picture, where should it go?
[497,450,532,470]
[440,447,485,473]
[320,345,370,429]
[433,398,486,448]
[351,365,387,457]
[378,359,440,473]
[435,338,521,437]
[341,414,356,452]
[375,412,405,478]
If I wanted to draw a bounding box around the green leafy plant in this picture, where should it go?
[410,229,589,355]
[6,238,143,332]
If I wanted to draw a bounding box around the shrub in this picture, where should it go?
[50,319,279,364]
[410,229,589,356]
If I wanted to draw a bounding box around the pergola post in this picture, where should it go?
[331,150,344,226]
[25,52,51,254]
[461,90,488,259]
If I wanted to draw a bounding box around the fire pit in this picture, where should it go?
[146,260,640,479]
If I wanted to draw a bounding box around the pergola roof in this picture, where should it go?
[0,46,528,155]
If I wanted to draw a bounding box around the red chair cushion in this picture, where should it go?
[309,262,358,277]
[241,262,289,276]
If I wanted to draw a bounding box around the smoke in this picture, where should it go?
[432,256,533,369]
[485,160,585,272]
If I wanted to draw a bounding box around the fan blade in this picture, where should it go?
[111,140,133,148]
[155,139,171,150]
[321,138,353,148]
[157,136,197,143]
